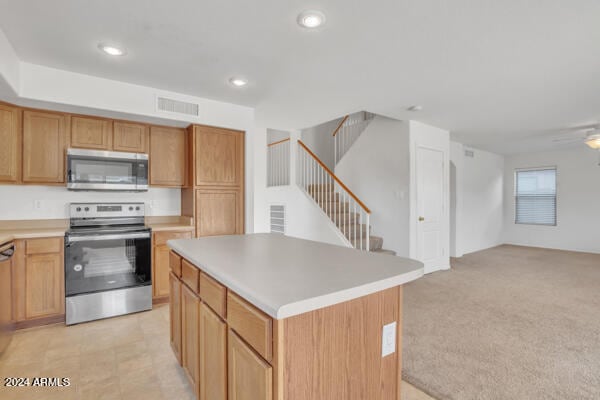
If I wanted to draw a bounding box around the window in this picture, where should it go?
[515,168,557,226]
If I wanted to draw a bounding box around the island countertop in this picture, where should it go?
[168,233,424,319]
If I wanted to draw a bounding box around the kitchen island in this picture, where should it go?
[167,233,423,400]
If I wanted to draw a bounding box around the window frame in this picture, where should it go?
[514,166,558,227]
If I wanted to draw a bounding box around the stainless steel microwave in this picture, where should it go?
[67,149,149,191]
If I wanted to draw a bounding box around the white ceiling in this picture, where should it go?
[2,0,600,154]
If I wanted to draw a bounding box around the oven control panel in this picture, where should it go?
[69,203,145,219]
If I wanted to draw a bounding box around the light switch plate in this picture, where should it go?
[381,321,397,357]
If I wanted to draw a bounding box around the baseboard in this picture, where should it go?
[15,314,65,330]
[153,296,170,305]
[502,242,600,255]
[424,264,451,274]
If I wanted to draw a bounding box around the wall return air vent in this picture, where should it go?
[156,96,199,117]
[270,204,286,234]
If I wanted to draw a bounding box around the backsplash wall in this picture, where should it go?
[0,185,181,220]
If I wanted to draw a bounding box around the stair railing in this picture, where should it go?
[333,112,376,164]
[297,140,371,251]
[267,138,291,187]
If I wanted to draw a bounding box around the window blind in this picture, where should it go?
[515,168,556,226]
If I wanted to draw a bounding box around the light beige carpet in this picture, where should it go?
[402,245,600,400]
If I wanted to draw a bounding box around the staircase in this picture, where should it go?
[297,140,396,255]
[334,111,375,164]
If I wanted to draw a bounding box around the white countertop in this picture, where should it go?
[168,233,424,319]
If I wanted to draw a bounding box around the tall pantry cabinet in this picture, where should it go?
[182,125,245,237]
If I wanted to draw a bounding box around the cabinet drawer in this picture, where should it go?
[181,259,199,294]
[200,272,226,319]
[26,238,62,255]
[154,231,192,246]
[169,251,182,277]
[227,292,272,362]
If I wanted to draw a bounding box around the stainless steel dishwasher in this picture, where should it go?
[0,241,15,355]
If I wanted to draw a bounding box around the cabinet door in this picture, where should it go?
[199,303,227,400]
[24,252,64,319]
[22,110,68,183]
[228,329,272,400]
[169,272,182,364]
[194,126,244,187]
[196,189,243,236]
[114,121,149,153]
[0,256,13,347]
[70,116,113,150]
[153,244,171,298]
[0,103,21,183]
[181,283,200,392]
[150,126,187,187]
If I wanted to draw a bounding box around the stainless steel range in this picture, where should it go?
[64,202,152,325]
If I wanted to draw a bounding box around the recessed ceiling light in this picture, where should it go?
[297,10,326,29]
[407,105,423,112]
[229,77,248,87]
[98,44,126,56]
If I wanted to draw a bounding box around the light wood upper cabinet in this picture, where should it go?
[150,126,187,187]
[170,272,182,364]
[22,110,68,184]
[0,103,21,183]
[195,188,243,236]
[194,126,244,187]
[70,116,113,150]
[199,303,227,400]
[181,283,200,393]
[113,121,149,153]
[228,329,273,400]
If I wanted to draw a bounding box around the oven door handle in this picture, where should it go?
[67,232,150,243]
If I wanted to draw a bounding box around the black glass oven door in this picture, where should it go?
[65,233,151,296]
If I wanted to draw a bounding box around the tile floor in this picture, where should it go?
[0,305,435,400]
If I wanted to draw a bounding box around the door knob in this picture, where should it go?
[418,216,425,222]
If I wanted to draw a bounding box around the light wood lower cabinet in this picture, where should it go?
[169,250,404,400]
[181,282,200,394]
[169,272,182,364]
[152,230,192,301]
[13,238,65,324]
[228,329,273,400]
[199,303,227,400]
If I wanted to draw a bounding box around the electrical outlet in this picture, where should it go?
[381,321,397,357]
[34,200,44,210]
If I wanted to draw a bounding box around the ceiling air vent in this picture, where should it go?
[156,96,199,117]
[270,204,286,234]
[464,149,475,158]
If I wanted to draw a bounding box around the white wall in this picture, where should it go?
[264,186,348,247]
[0,186,180,220]
[0,27,19,95]
[450,142,504,256]
[335,116,410,256]
[300,117,341,170]
[503,147,600,254]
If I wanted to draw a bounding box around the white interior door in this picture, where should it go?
[416,146,446,270]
